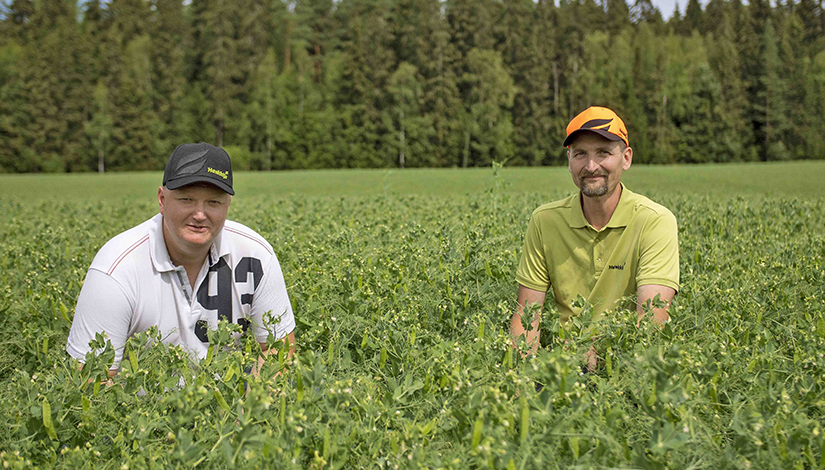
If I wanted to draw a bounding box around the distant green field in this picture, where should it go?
[1,160,822,201]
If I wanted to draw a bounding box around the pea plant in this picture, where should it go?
[0,184,822,469]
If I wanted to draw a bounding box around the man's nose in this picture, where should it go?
[192,203,207,219]
[584,156,600,172]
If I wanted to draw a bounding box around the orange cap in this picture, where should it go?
[564,106,629,147]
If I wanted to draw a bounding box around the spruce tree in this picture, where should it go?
[706,7,755,161]
[460,48,516,167]
[150,0,189,158]
[387,62,434,168]
[684,0,704,33]
[335,0,396,167]
[755,19,789,160]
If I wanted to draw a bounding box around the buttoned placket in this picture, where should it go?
[174,267,193,305]
[593,229,605,278]
[172,253,214,309]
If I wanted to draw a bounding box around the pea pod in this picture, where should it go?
[214,388,231,412]
[520,395,529,444]
[42,398,57,441]
[224,363,237,382]
[128,346,138,372]
[471,417,483,448]
[379,346,388,368]
[279,395,286,426]
[204,344,215,367]
[322,426,331,461]
[296,363,304,402]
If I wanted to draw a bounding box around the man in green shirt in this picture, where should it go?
[510,106,679,362]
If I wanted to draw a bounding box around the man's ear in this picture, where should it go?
[158,186,166,214]
[622,146,633,171]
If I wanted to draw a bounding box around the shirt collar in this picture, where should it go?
[210,225,230,264]
[606,183,634,228]
[148,213,228,272]
[568,183,634,230]
[149,213,176,272]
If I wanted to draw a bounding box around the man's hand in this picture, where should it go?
[252,331,296,383]
[585,344,597,372]
[510,285,547,356]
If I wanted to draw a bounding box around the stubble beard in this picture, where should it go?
[580,176,608,198]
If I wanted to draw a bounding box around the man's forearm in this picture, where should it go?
[510,307,542,354]
[511,285,547,354]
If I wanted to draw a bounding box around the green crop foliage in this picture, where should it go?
[0,164,823,469]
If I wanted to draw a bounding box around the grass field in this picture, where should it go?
[0,162,823,469]
[1,160,823,201]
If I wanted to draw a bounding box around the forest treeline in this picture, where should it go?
[1,0,824,172]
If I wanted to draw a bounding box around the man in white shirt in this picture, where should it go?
[67,142,296,378]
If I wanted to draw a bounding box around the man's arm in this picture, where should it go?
[67,269,133,376]
[248,253,296,381]
[510,285,546,355]
[636,209,679,326]
[636,284,676,326]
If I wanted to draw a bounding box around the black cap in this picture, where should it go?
[162,142,234,195]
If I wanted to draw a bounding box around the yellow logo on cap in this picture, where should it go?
[207,167,228,179]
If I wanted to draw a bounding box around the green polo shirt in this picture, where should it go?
[516,184,679,323]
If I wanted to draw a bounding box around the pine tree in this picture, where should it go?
[706,7,755,161]
[776,7,806,158]
[684,0,704,33]
[422,13,463,167]
[4,0,91,171]
[460,48,516,167]
[605,0,632,35]
[335,0,396,167]
[802,51,825,159]
[293,0,336,84]
[0,35,25,172]
[387,62,434,168]
[109,35,158,170]
[755,19,790,160]
[84,81,114,173]
[796,0,824,54]
[196,0,238,147]
[491,0,541,166]
[150,0,189,157]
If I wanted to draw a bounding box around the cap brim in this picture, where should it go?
[563,129,623,147]
[165,176,234,195]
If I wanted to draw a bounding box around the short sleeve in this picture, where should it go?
[66,269,134,369]
[249,254,295,343]
[636,211,680,292]
[515,213,551,292]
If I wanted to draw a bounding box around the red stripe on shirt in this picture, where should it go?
[224,227,274,255]
[107,234,149,275]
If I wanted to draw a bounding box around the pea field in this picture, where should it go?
[0,162,823,469]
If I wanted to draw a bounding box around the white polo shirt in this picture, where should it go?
[66,213,295,369]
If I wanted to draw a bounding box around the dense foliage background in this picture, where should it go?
[2,0,825,172]
[0,166,823,468]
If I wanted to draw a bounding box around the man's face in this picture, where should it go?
[158,183,231,253]
[567,132,632,199]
